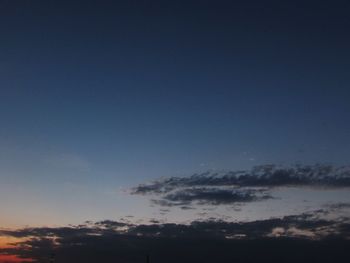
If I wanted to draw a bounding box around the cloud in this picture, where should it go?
[151,187,272,207]
[131,164,350,208]
[94,220,131,228]
[1,212,347,241]
[132,165,350,195]
[1,214,349,263]
[327,202,350,210]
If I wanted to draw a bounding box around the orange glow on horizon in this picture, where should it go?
[0,254,33,263]
[0,237,33,263]
[0,236,21,249]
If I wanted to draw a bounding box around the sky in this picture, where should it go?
[0,0,350,262]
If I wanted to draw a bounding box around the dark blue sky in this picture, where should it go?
[0,0,350,227]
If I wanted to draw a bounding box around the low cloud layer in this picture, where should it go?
[151,187,272,206]
[1,210,349,263]
[132,165,350,208]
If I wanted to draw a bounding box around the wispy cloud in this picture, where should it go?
[151,187,272,206]
[133,165,350,194]
[131,165,350,208]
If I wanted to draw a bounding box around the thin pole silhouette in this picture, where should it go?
[146,254,150,263]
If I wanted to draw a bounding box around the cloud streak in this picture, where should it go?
[151,187,272,206]
[133,165,350,194]
[131,165,350,208]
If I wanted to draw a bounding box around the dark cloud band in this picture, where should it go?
[131,165,350,207]
[1,212,349,263]
[152,187,272,206]
[132,165,350,195]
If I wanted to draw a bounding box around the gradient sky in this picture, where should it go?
[1,0,350,230]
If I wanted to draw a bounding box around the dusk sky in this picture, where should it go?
[1,1,350,262]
